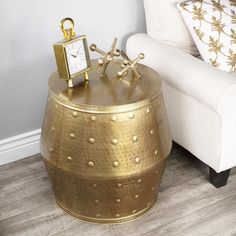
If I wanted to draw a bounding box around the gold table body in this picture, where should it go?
[40,60,172,223]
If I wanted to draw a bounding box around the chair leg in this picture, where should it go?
[209,167,231,188]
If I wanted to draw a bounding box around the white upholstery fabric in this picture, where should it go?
[126,33,236,172]
[127,34,236,113]
[162,81,221,171]
[217,77,236,171]
[144,0,199,56]
[230,71,236,78]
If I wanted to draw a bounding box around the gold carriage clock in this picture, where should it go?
[53,18,91,88]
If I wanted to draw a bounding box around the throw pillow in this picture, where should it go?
[178,0,236,72]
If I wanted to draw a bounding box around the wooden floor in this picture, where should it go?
[1,143,236,236]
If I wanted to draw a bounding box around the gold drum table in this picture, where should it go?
[40,60,172,223]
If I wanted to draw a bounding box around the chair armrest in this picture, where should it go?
[126,33,236,112]
[217,83,236,170]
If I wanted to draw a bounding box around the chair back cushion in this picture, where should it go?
[144,0,199,55]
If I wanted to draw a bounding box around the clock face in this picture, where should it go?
[65,39,88,76]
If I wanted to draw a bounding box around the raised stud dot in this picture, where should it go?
[91,116,97,121]
[150,130,154,135]
[52,126,55,132]
[55,104,58,109]
[135,194,139,199]
[115,214,120,218]
[111,138,118,145]
[70,133,75,139]
[92,183,98,188]
[117,183,122,187]
[133,136,138,142]
[96,213,101,217]
[132,209,137,214]
[134,157,140,163]
[74,195,79,199]
[88,161,94,168]
[137,178,142,183]
[116,198,121,203]
[151,187,155,191]
[49,147,53,153]
[89,138,95,144]
[146,108,150,114]
[113,161,119,167]
[67,156,72,161]
[154,150,159,156]
[155,169,159,175]
[95,199,100,204]
[129,112,134,119]
[110,115,117,121]
[72,111,78,117]
[147,202,150,206]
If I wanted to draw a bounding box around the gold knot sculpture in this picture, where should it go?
[90,38,145,79]
[90,38,121,77]
[118,51,145,79]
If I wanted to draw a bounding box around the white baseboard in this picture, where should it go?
[0,129,41,166]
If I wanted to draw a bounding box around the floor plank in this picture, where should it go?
[0,143,236,236]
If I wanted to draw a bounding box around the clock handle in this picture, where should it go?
[60,17,75,40]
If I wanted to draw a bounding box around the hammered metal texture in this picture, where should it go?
[40,61,172,223]
[44,159,165,223]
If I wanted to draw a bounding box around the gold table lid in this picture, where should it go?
[49,60,161,113]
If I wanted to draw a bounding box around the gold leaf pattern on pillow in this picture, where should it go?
[231,29,236,44]
[211,16,226,32]
[227,49,236,71]
[212,0,225,12]
[178,0,236,72]
[194,26,205,39]
[209,36,224,53]
[231,11,236,24]
[230,0,236,7]
[210,58,221,67]
[192,5,206,20]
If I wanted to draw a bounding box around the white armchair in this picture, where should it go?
[126,2,236,188]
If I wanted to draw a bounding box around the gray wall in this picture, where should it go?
[0,0,146,140]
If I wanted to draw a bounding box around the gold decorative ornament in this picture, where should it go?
[118,51,145,79]
[40,60,172,224]
[89,38,121,77]
[53,17,91,88]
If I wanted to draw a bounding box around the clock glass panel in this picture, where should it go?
[65,39,88,75]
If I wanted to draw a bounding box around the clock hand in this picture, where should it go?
[70,49,80,58]
[69,52,78,58]
[70,48,85,58]
[75,50,80,56]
